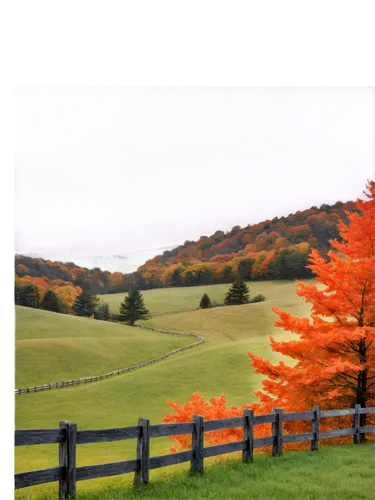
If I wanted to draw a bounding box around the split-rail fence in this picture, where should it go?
[15,405,374,499]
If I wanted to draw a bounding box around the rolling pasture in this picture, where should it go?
[15,307,191,388]
[17,279,368,500]
[98,280,310,315]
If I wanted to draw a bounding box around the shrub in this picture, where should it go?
[249,294,266,303]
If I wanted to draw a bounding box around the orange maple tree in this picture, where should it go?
[163,181,374,450]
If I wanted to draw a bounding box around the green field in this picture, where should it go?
[17,279,359,500]
[47,444,375,500]
[15,307,192,388]
[99,280,310,315]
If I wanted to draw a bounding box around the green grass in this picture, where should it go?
[20,444,375,500]
[15,307,192,387]
[16,279,340,500]
[98,280,312,315]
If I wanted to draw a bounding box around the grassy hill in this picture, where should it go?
[15,307,192,388]
[99,280,309,316]
[15,280,319,499]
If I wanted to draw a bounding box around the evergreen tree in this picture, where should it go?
[224,280,250,305]
[199,293,211,309]
[119,288,150,325]
[42,289,61,312]
[94,302,110,321]
[19,284,40,308]
[72,285,99,317]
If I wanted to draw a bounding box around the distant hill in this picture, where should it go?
[15,199,359,300]
[22,246,175,273]
[138,200,359,287]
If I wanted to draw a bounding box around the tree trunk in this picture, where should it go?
[355,337,368,442]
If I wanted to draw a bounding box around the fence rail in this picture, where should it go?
[15,326,204,395]
[149,307,200,317]
[15,405,374,498]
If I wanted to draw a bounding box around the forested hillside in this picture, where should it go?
[138,200,358,286]
[15,256,148,295]
[15,199,358,304]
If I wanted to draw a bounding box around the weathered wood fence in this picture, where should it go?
[15,405,374,498]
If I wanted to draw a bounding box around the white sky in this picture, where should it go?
[15,87,374,254]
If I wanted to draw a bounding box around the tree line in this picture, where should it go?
[15,200,360,301]
[139,199,359,289]
[16,277,263,326]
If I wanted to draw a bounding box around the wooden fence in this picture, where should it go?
[149,307,200,317]
[15,405,374,499]
[15,326,204,395]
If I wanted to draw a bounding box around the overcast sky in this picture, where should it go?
[15,87,374,255]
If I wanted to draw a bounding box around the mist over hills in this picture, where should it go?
[23,245,177,274]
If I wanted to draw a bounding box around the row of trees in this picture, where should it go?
[16,278,150,327]
[139,200,359,287]
[15,200,359,296]
[140,246,314,288]
[15,283,63,312]
[70,284,150,326]
[163,181,374,450]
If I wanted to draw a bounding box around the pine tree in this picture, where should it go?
[72,285,99,317]
[94,302,110,321]
[224,280,250,305]
[199,293,211,309]
[119,288,150,325]
[42,290,61,313]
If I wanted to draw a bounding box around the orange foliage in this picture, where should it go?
[15,274,81,309]
[163,181,375,452]
[258,249,277,271]
[52,284,82,307]
[274,237,289,249]
[250,181,374,413]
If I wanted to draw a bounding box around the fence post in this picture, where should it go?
[353,404,361,444]
[272,408,283,456]
[311,406,320,451]
[242,408,254,463]
[67,422,77,498]
[59,421,77,499]
[59,422,68,499]
[134,418,150,485]
[191,415,204,474]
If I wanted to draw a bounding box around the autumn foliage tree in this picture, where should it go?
[247,181,374,437]
[163,181,374,450]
